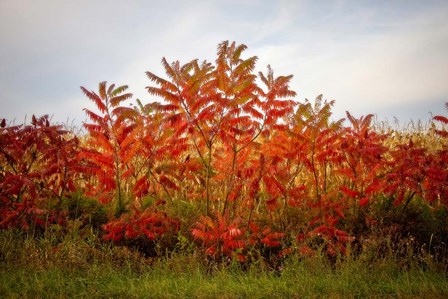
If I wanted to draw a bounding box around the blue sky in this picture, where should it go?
[1,0,447,127]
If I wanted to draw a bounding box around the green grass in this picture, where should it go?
[1,258,447,298]
[1,230,447,298]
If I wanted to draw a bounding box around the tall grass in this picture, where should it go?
[1,230,447,298]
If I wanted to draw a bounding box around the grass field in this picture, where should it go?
[1,231,447,298]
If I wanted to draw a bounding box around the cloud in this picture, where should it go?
[250,1,448,121]
[0,0,447,126]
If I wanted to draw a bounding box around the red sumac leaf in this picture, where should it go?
[340,185,359,198]
[160,175,179,190]
[359,197,369,207]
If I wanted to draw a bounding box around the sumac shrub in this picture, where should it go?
[0,115,80,232]
[102,204,180,257]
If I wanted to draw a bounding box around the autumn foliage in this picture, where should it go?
[0,115,80,230]
[1,41,447,264]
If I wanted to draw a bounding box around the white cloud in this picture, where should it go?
[249,2,448,121]
[0,0,447,125]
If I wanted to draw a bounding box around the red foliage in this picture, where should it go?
[0,115,80,229]
[191,214,289,261]
[433,102,448,137]
[191,213,245,258]
[103,205,180,243]
[79,82,136,205]
[384,140,431,206]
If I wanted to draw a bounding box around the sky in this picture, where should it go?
[1,0,447,128]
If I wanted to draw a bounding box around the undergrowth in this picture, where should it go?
[1,230,447,298]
